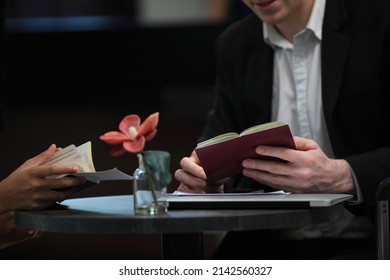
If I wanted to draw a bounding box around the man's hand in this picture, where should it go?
[242,136,356,194]
[174,150,227,193]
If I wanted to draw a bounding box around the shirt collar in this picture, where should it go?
[263,0,326,48]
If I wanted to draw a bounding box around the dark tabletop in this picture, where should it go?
[15,195,346,235]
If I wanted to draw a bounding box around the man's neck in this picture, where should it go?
[276,0,316,42]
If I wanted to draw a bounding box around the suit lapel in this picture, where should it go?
[321,0,350,126]
[245,22,274,125]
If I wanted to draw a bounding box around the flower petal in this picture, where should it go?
[109,145,127,157]
[99,131,130,144]
[123,137,146,153]
[138,112,159,137]
[119,115,141,136]
[100,112,160,157]
[144,129,157,141]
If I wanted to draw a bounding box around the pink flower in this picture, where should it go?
[99,112,159,156]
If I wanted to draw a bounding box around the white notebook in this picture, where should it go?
[166,193,353,209]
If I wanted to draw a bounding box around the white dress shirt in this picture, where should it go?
[265,0,333,158]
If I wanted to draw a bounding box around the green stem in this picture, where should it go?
[138,153,158,205]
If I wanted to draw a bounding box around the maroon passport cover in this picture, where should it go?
[195,124,296,182]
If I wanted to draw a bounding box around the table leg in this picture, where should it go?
[161,232,203,259]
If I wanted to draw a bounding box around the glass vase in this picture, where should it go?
[133,153,168,215]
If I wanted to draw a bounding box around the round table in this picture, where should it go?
[15,195,345,259]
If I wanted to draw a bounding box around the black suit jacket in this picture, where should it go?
[200,0,390,217]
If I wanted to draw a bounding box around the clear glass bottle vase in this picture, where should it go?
[133,153,168,215]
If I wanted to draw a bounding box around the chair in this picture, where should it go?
[376,177,390,259]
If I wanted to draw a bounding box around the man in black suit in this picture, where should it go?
[174,0,390,259]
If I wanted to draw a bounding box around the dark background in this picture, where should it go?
[0,0,238,259]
